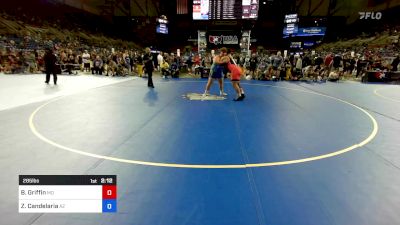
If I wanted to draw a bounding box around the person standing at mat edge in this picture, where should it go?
[143,47,154,88]
[44,48,57,85]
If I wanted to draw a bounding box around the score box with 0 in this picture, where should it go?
[19,175,117,213]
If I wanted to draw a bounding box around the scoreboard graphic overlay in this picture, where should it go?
[19,175,117,213]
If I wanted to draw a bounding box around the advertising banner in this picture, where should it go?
[297,27,326,36]
[206,31,242,48]
[285,27,326,38]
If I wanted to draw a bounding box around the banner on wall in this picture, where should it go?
[298,27,326,36]
[283,27,326,38]
[303,41,315,48]
[208,35,239,45]
[206,31,241,48]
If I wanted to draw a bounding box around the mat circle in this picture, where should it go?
[29,82,378,169]
[374,87,400,103]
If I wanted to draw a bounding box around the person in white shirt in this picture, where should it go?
[82,50,91,72]
[157,52,164,71]
[294,54,302,79]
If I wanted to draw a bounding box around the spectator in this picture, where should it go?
[324,53,333,71]
[391,54,399,71]
[332,54,342,69]
[186,54,193,75]
[106,57,117,76]
[302,53,311,68]
[25,51,37,73]
[123,51,131,74]
[271,51,283,80]
[66,54,75,74]
[157,51,163,71]
[170,61,180,78]
[193,53,201,73]
[92,55,103,75]
[135,53,144,77]
[160,60,170,78]
[249,54,258,78]
[294,54,302,79]
[82,50,91,72]
[315,55,323,68]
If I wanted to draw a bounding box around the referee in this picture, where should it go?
[44,48,57,85]
[143,47,154,88]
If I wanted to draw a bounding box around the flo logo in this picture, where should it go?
[209,35,223,45]
[359,12,382,20]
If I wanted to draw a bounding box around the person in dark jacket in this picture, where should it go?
[91,55,103,75]
[391,55,399,71]
[143,47,154,88]
[44,48,57,85]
